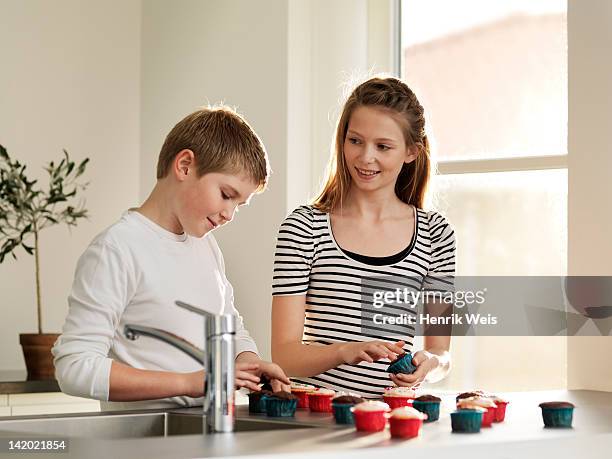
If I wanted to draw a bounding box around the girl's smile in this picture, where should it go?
[355,166,381,180]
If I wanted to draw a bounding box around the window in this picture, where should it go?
[401,0,568,390]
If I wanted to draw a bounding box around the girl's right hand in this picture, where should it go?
[338,340,406,365]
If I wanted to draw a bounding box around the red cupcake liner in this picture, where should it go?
[309,394,334,412]
[383,396,414,409]
[389,417,422,439]
[291,391,310,409]
[481,407,495,427]
[493,401,508,422]
[353,410,388,432]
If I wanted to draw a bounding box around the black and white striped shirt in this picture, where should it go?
[272,205,456,398]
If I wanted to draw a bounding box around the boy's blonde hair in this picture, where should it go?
[157,106,270,191]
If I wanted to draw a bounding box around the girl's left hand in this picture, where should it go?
[389,350,440,388]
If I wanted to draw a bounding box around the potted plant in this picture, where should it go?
[0,144,90,380]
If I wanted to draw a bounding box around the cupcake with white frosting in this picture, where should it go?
[389,406,428,438]
[308,388,336,413]
[351,401,391,432]
[382,387,417,409]
[290,382,316,409]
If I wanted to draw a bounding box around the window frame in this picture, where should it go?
[396,0,568,177]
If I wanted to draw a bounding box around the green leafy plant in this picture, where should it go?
[0,144,90,334]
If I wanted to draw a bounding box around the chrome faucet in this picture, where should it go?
[124,300,236,433]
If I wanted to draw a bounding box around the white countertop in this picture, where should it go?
[1,389,611,458]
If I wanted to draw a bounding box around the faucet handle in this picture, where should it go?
[123,324,204,363]
[175,300,236,336]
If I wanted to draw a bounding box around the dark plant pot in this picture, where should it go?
[19,333,60,380]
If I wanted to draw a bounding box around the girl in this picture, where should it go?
[271,77,454,398]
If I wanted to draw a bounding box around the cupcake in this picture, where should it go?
[489,395,509,422]
[387,352,417,375]
[331,395,365,425]
[352,401,391,432]
[455,391,486,402]
[265,391,298,417]
[248,390,272,414]
[389,406,428,439]
[412,395,441,422]
[290,382,316,409]
[539,401,575,428]
[308,388,336,413]
[457,397,497,427]
[451,406,486,433]
[383,387,417,409]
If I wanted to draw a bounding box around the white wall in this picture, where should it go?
[0,0,141,370]
[309,0,369,194]
[287,0,372,210]
[287,0,314,211]
[567,0,612,391]
[287,0,394,208]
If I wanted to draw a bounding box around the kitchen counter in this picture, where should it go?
[0,371,59,394]
[1,390,611,458]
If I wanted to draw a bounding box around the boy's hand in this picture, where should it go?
[235,362,261,391]
[256,361,291,392]
[183,363,261,397]
[235,352,291,392]
[338,340,405,365]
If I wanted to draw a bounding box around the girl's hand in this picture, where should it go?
[389,350,439,388]
[338,340,405,365]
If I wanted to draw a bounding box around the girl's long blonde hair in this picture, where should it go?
[313,77,431,212]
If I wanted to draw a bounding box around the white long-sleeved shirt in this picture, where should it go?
[52,209,259,410]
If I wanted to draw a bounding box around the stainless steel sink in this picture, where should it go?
[0,412,316,439]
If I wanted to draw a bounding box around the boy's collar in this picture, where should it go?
[127,208,188,242]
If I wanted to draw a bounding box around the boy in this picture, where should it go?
[52,106,289,410]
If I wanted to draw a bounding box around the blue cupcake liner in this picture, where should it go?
[332,403,356,425]
[387,353,417,375]
[248,394,268,414]
[451,410,483,433]
[413,400,440,422]
[248,393,269,414]
[541,407,574,428]
[266,398,297,417]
